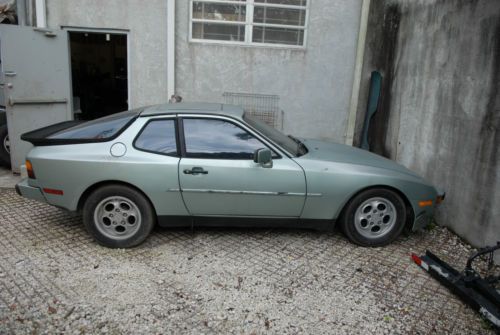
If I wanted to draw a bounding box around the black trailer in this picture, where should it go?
[412,242,500,330]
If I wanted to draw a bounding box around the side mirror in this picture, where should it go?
[253,148,273,168]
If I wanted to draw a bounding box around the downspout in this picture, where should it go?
[345,0,371,146]
[16,0,26,25]
[167,0,176,99]
[35,0,47,28]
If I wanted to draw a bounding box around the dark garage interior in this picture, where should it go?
[69,31,128,120]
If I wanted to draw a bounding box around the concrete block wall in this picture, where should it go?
[356,0,500,259]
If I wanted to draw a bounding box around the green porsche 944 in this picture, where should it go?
[16,103,444,248]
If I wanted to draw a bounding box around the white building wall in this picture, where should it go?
[46,0,363,141]
[46,0,170,109]
[175,0,363,141]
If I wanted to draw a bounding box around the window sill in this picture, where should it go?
[188,38,307,51]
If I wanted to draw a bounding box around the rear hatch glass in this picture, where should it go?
[21,109,140,146]
[49,110,137,140]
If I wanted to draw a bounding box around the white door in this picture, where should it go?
[0,25,72,172]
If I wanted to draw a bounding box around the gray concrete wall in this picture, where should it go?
[356,0,500,257]
[175,0,362,141]
[46,0,169,109]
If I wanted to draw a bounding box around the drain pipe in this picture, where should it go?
[167,0,176,99]
[35,0,47,28]
[345,0,371,146]
[16,0,26,25]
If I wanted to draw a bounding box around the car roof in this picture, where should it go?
[140,102,245,120]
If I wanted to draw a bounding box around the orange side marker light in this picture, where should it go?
[418,200,433,207]
[26,160,36,179]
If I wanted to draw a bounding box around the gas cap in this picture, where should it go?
[110,142,127,157]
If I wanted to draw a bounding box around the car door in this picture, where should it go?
[178,116,306,217]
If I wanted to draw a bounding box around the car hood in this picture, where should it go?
[298,139,423,179]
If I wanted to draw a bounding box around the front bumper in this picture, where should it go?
[411,191,445,231]
[412,211,433,231]
[15,178,47,204]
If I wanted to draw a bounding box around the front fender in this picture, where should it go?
[297,159,438,229]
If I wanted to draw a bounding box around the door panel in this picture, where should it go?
[178,116,307,217]
[179,157,306,217]
[0,25,72,172]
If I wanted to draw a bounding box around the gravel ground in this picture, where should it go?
[0,187,498,334]
[0,168,20,188]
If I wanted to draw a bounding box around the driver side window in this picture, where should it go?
[183,118,275,159]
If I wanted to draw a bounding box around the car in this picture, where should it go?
[0,108,10,167]
[15,103,444,248]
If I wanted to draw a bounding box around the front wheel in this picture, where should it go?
[340,188,406,247]
[83,185,155,248]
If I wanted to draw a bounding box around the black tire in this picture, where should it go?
[82,184,155,248]
[340,188,406,247]
[0,125,10,167]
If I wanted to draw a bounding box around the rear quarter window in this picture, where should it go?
[48,110,138,140]
[134,119,178,156]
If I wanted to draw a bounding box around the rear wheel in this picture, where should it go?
[83,185,155,248]
[0,125,10,167]
[340,188,406,247]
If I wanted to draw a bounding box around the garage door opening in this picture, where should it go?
[69,31,128,120]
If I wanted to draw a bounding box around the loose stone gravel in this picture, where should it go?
[0,188,498,334]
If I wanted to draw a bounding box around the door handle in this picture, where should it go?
[4,71,16,77]
[183,167,208,175]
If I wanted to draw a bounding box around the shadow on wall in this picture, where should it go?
[358,3,401,159]
[355,0,500,260]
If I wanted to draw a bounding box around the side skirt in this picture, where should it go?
[157,216,335,231]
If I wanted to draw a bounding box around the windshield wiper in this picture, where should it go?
[288,135,308,156]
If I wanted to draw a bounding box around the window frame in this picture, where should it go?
[133,117,181,157]
[179,115,283,160]
[189,0,309,49]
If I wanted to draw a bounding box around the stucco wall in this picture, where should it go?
[356,0,500,257]
[46,0,169,109]
[175,0,362,140]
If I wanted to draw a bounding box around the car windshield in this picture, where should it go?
[243,113,307,157]
[48,110,139,140]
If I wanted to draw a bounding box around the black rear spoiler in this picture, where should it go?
[21,120,84,146]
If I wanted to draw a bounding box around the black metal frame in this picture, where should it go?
[412,242,500,330]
